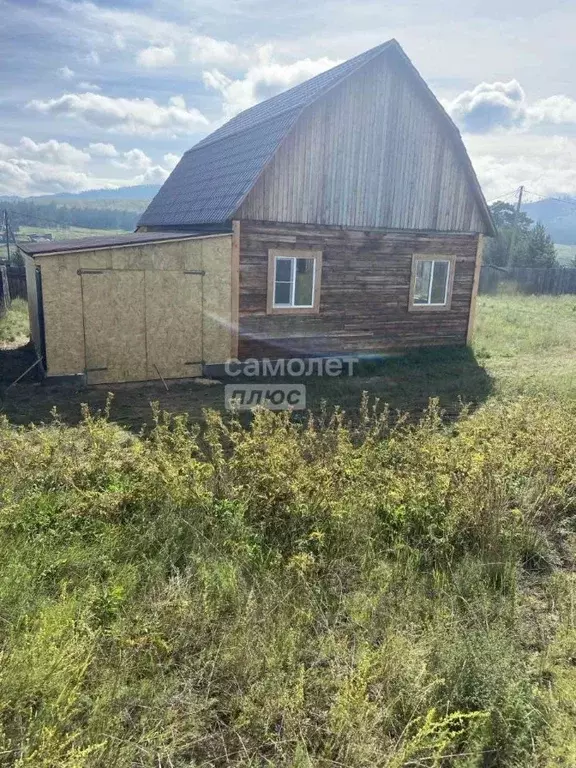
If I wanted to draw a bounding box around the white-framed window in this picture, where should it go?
[410,256,454,309]
[274,255,315,308]
[267,250,322,314]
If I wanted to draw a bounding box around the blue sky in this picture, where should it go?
[1,0,576,201]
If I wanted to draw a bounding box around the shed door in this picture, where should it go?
[145,271,203,380]
[81,270,146,384]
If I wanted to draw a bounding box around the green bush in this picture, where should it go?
[0,395,575,766]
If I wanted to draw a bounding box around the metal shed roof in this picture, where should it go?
[18,230,229,257]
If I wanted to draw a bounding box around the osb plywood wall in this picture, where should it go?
[34,235,233,383]
[24,255,41,356]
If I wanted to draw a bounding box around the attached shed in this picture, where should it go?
[20,231,235,384]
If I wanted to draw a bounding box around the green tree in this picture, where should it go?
[484,201,557,268]
[525,222,557,267]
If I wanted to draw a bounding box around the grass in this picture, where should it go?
[1,294,576,764]
[1,397,576,766]
[474,294,576,400]
[554,243,576,266]
[1,293,576,428]
[0,299,30,346]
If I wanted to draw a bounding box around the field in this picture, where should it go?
[554,243,576,265]
[0,299,30,346]
[1,296,576,766]
[17,225,129,239]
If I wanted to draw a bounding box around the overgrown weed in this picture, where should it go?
[0,394,575,765]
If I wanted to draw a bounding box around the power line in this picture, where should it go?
[487,187,521,205]
[523,189,576,209]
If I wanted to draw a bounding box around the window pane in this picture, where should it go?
[430,261,449,304]
[274,281,291,305]
[294,258,314,306]
[275,258,292,282]
[414,260,432,304]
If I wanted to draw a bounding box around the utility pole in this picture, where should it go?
[3,209,11,263]
[507,185,524,268]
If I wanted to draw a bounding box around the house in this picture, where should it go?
[21,39,494,385]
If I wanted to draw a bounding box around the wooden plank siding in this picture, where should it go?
[238,221,479,359]
[237,53,486,233]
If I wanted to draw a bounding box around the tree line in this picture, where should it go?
[485,202,558,268]
[2,200,142,234]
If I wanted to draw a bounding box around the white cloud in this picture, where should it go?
[57,65,75,80]
[133,165,171,185]
[88,142,118,157]
[447,79,576,134]
[113,31,126,51]
[465,133,576,200]
[78,81,101,92]
[0,159,103,197]
[446,80,526,133]
[0,137,91,166]
[163,152,180,169]
[112,148,153,171]
[189,36,241,65]
[109,147,171,184]
[203,46,340,118]
[85,50,100,65]
[57,1,244,68]
[0,136,174,197]
[136,45,176,69]
[529,95,576,126]
[27,91,209,137]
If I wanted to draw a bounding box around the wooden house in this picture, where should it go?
[21,39,493,385]
[139,38,494,360]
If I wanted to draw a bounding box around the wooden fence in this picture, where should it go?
[6,267,26,300]
[0,266,9,318]
[479,265,576,296]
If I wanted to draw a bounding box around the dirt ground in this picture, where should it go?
[0,339,494,431]
[0,343,227,429]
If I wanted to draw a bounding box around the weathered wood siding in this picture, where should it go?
[238,221,479,358]
[237,53,486,233]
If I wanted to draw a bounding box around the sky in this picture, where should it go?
[1,0,576,202]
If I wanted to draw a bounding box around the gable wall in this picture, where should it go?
[237,53,487,233]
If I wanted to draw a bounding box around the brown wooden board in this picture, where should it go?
[238,220,479,358]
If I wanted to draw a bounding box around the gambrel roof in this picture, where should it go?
[139,40,495,235]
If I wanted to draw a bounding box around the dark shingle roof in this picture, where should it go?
[138,39,494,235]
[139,107,302,227]
[138,40,396,228]
[18,230,228,257]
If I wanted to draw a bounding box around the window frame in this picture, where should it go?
[267,249,322,315]
[408,254,456,312]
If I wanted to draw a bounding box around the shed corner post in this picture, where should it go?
[231,220,240,359]
[466,233,484,345]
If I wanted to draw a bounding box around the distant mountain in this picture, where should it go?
[523,196,576,245]
[38,184,161,202]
